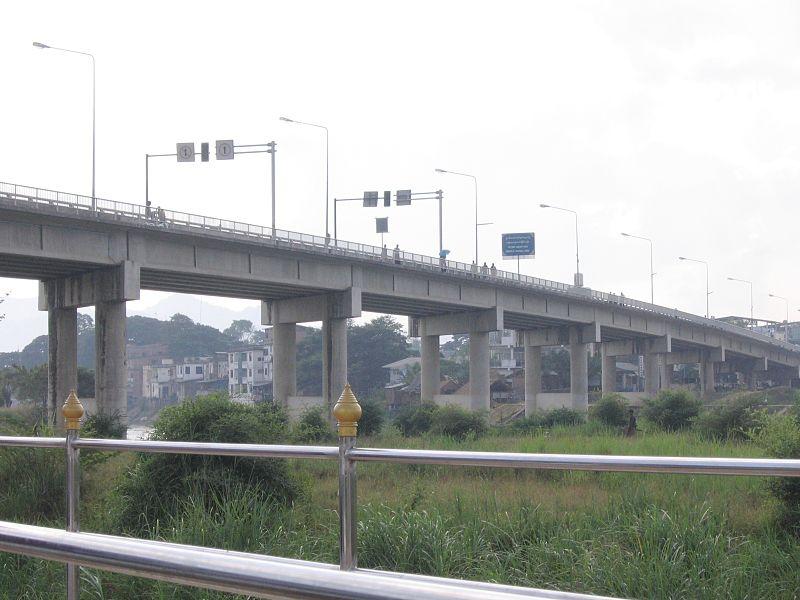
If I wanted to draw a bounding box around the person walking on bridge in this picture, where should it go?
[393,244,401,265]
[481,262,489,276]
[490,263,497,277]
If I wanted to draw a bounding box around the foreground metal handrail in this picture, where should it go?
[0,521,607,600]
[1,180,797,353]
[73,438,338,459]
[4,385,800,599]
[350,448,800,476]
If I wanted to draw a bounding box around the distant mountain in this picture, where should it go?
[0,310,258,370]
[0,294,261,353]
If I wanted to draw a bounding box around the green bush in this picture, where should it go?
[291,406,334,444]
[429,405,487,440]
[358,398,386,437]
[393,403,439,437]
[695,393,767,440]
[753,413,800,530]
[642,389,701,431]
[113,393,299,535]
[590,394,628,428]
[82,411,127,439]
[542,407,585,428]
[509,413,545,432]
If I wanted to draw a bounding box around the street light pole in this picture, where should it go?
[435,169,478,263]
[769,293,789,326]
[280,117,329,238]
[728,276,754,323]
[34,42,96,210]
[678,256,710,318]
[621,232,654,304]
[541,204,582,287]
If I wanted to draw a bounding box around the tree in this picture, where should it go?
[295,316,412,398]
[224,319,259,344]
[0,291,8,323]
[347,316,411,399]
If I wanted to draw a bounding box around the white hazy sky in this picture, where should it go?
[1,1,799,350]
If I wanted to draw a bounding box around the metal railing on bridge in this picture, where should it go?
[0,180,797,356]
[3,388,800,599]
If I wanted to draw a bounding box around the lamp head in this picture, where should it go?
[434,168,446,173]
[32,42,50,49]
[621,232,630,237]
[539,204,550,208]
[279,116,293,122]
[678,256,686,260]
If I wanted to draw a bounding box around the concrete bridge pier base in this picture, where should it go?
[469,331,490,412]
[95,300,128,424]
[569,327,588,412]
[700,359,716,398]
[272,323,297,407]
[47,307,78,428]
[322,317,348,417]
[644,352,661,396]
[600,345,616,396]
[420,334,440,403]
[524,345,541,416]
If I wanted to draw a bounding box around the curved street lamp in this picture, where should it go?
[541,204,582,287]
[33,41,96,209]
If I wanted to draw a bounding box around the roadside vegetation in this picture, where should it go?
[2,389,800,599]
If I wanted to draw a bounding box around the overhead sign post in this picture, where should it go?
[502,232,535,279]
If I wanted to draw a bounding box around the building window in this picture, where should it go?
[248,369,253,377]
[184,366,191,375]
[196,366,203,374]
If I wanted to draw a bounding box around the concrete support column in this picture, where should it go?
[644,352,661,396]
[600,345,615,396]
[272,323,296,407]
[47,307,78,428]
[322,317,348,416]
[524,345,542,416]
[569,327,588,412]
[95,300,127,424]
[658,357,671,391]
[700,360,715,398]
[469,331,490,412]
[420,335,440,403]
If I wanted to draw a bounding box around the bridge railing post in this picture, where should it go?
[62,391,84,600]
[333,383,361,571]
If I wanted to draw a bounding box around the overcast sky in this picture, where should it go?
[1,1,799,350]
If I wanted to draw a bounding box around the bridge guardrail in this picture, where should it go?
[0,180,796,354]
[3,388,800,598]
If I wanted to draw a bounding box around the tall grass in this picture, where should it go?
[1,423,799,598]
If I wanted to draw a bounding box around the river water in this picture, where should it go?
[126,425,153,440]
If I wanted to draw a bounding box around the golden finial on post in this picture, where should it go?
[61,390,84,431]
[333,383,362,437]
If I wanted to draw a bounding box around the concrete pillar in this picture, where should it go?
[700,360,715,398]
[569,327,588,411]
[272,323,296,407]
[658,357,671,391]
[469,331,490,412]
[47,307,78,428]
[644,352,661,396]
[600,345,615,396]
[322,317,348,416]
[524,345,541,416]
[95,300,127,424]
[420,335,440,403]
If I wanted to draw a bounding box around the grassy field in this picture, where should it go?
[1,413,800,599]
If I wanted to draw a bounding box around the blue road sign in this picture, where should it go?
[502,232,535,258]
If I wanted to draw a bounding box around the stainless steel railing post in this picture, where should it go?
[333,384,362,571]
[62,391,84,600]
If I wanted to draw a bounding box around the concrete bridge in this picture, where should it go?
[1,181,798,424]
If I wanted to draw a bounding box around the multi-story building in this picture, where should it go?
[227,346,271,401]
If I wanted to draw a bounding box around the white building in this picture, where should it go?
[228,345,272,400]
